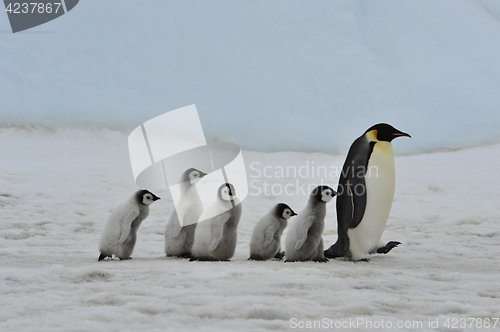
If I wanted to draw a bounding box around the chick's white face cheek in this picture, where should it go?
[143,194,153,205]
[282,209,291,219]
[221,188,231,201]
[321,190,333,202]
[190,171,201,184]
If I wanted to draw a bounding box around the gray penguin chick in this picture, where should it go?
[190,183,242,261]
[249,203,296,260]
[99,189,160,261]
[285,186,337,262]
[165,168,207,258]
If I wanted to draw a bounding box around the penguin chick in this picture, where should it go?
[99,189,160,261]
[165,168,207,258]
[190,183,242,261]
[324,123,410,261]
[249,203,296,261]
[285,186,337,262]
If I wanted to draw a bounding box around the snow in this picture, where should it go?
[1,1,500,154]
[1,128,499,331]
[2,1,500,329]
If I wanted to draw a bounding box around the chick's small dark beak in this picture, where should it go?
[153,196,161,201]
[291,212,298,216]
[332,190,339,196]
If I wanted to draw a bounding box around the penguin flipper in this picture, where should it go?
[182,208,199,228]
[207,213,230,252]
[98,253,107,261]
[262,223,280,248]
[171,205,199,238]
[294,215,315,250]
[118,209,140,243]
[343,173,368,230]
[337,140,375,230]
[172,213,183,238]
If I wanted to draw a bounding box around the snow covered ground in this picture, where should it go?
[2,1,499,330]
[1,128,499,331]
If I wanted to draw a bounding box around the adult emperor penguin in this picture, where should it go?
[190,183,242,261]
[324,123,410,261]
[99,189,160,261]
[285,186,337,262]
[249,203,296,261]
[165,168,207,258]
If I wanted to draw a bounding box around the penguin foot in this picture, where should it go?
[179,252,192,259]
[324,240,349,258]
[98,253,107,261]
[376,241,401,254]
[284,259,299,263]
[323,250,334,258]
[190,256,219,262]
[356,258,370,262]
[313,258,329,263]
[249,254,266,261]
[274,251,285,260]
[119,257,132,260]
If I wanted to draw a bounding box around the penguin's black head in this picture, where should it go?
[365,123,411,142]
[275,203,297,220]
[136,189,161,206]
[310,185,338,203]
[218,183,237,202]
[180,168,208,185]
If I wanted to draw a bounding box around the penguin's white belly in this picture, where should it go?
[348,142,395,260]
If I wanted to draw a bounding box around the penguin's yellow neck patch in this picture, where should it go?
[366,130,378,142]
